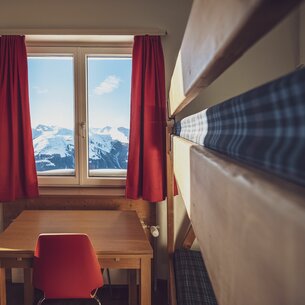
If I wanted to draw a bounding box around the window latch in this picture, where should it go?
[80,122,86,138]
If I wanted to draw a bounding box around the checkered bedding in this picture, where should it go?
[174,68,305,187]
[174,248,218,305]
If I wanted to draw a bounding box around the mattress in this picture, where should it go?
[174,68,305,187]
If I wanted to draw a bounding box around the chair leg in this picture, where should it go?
[37,295,100,305]
[37,296,45,305]
[94,295,102,305]
[106,268,113,297]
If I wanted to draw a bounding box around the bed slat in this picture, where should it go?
[190,145,305,305]
[169,0,302,116]
[182,223,196,250]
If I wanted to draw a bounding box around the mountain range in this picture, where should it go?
[32,124,129,172]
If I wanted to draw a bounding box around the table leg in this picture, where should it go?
[0,268,6,305]
[128,269,137,305]
[140,258,151,305]
[24,268,34,305]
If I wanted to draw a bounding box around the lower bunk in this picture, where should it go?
[174,248,218,305]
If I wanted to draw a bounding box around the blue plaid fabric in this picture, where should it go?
[174,68,305,187]
[174,249,218,305]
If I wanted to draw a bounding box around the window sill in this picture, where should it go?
[38,186,126,197]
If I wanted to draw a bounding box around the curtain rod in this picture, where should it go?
[0,28,167,36]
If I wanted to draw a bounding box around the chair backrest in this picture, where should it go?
[33,233,103,299]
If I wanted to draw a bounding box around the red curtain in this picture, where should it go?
[0,36,38,201]
[126,36,167,202]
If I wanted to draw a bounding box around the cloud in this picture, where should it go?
[94,75,121,95]
[33,86,49,95]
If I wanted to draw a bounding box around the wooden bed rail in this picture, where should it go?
[188,145,305,305]
[169,0,302,116]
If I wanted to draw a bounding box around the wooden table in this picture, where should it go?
[0,210,153,305]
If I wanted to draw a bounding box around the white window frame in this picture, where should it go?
[27,44,133,188]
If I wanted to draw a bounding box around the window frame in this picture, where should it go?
[27,44,133,188]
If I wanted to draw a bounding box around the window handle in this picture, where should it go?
[80,122,86,138]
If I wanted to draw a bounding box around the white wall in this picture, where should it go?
[0,0,193,92]
[156,200,167,279]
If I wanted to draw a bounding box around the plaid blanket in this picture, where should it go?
[174,68,305,187]
[174,248,218,305]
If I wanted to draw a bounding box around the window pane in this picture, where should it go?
[28,56,75,176]
[87,57,131,177]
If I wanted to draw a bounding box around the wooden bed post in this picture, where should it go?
[166,119,177,305]
[166,120,175,254]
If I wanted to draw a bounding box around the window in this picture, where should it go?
[87,57,131,177]
[27,46,132,187]
[28,56,75,176]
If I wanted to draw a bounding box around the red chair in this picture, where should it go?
[33,233,103,305]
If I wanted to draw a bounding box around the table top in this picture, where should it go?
[0,210,153,257]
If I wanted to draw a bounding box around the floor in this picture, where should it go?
[6,282,168,305]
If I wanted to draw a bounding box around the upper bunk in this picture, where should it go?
[168,1,305,305]
[169,0,302,116]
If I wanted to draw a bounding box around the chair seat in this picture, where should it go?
[33,233,103,302]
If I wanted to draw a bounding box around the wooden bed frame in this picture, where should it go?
[166,1,305,305]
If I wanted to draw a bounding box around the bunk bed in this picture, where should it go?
[166,1,305,305]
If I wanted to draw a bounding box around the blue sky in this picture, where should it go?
[88,57,131,129]
[28,56,132,129]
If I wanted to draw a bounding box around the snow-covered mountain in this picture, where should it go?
[32,124,129,172]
